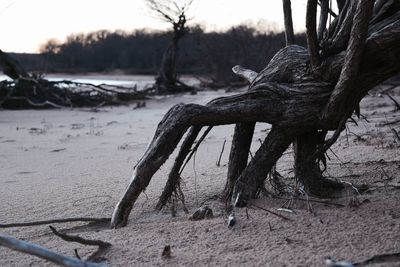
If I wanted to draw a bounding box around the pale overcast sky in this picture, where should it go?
[0,0,309,53]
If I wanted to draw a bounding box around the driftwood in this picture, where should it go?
[110,0,400,228]
[0,217,110,228]
[49,226,111,262]
[0,233,105,267]
[0,49,150,109]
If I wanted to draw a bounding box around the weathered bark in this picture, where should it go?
[224,46,309,201]
[111,0,400,228]
[224,122,255,200]
[232,127,295,207]
[322,0,374,123]
[111,79,332,227]
[294,131,344,196]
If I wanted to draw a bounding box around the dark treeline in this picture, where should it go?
[8,26,307,85]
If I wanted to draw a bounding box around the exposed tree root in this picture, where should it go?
[294,130,345,197]
[108,1,400,228]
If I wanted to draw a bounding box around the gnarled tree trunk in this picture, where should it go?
[111,0,400,228]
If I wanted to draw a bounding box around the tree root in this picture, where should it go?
[156,126,207,211]
[111,6,400,227]
[110,85,322,227]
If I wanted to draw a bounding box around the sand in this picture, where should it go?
[0,86,399,266]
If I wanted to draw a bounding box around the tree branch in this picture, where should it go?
[336,0,345,13]
[306,0,321,69]
[49,226,111,262]
[282,0,295,45]
[318,0,329,40]
[0,217,110,228]
[323,0,375,122]
[0,233,104,267]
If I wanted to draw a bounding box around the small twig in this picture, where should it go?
[298,187,314,214]
[268,222,273,231]
[380,119,400,126]
[179,126,213,174]
[250,203,293,221]
[193,149,199,205]
[312,117,347,160]
[391,128,400,142]
[74,249,82,260]
[0,217,110,228]
[216,140,226,167]
[249,150,254,160]
[387,94,400,111]
[359,114,370,123]
[274,196,344,207]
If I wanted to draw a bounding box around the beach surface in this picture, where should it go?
[0,85,399,266]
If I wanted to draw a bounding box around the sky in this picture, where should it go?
[0,0,308,53]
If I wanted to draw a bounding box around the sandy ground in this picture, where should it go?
[0,86,399,266]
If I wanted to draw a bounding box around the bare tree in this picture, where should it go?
[111,0,400,228]
[146,0,194,93]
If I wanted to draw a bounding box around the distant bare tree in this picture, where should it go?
[146,0,194,93]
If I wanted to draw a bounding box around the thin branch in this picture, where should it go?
[179,126,213,174]
[392,128,400,142]
[0,234,104,267]
[250,203,293,221]
[312,116,347,160]
[156,126,202,210]
[306,0,321,69]
[318,0,337,17]
[318,0,329,40]
[0,217,110,228]
[282,0,295,45]
[49,226,111,262]
[273,195,344,207]
[49,226,111,248]
[336,0,345,13]
[381,119,400,126]
[216,140,226,167]
[386,94,400,111]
